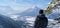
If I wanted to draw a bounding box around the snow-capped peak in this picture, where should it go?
[15,6,41,16]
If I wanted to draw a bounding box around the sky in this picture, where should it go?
[0,0,51,15]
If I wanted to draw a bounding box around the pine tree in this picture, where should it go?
[44,0,60,15]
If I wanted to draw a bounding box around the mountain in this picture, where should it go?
[0,6,23,15]
[47,13,60,19]
[16,6,41,17]
[0,14,24,28]
[0,14,15,28]
[0,6,13,14]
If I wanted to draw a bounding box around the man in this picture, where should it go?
[34,10,48,28]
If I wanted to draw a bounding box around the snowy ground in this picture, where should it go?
[8,15,60,28]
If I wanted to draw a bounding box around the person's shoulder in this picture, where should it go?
[37,15,41,17]
[37,15,40,17]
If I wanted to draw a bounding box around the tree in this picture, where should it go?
[44,0,60,15]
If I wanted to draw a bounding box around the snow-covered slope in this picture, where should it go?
[0,14,24,28]
[9,15,60,28]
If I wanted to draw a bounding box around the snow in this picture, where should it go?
[0,14,60,28]
[9,15,60,28]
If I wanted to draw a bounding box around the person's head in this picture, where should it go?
[39,10,44,14]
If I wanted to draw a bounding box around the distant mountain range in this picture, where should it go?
[47,13,60,19]
[16,6,41,17]
[15,6,60,19]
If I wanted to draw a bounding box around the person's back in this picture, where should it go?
[34,10,48,28]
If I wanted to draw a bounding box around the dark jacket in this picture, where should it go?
[34,14,48,28]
